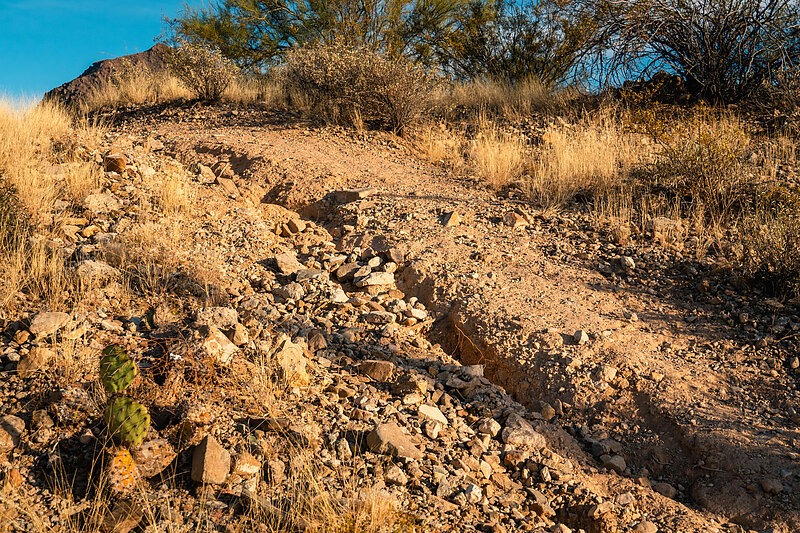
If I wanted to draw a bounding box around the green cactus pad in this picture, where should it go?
[100,345,138,394]
[104,396,150,446]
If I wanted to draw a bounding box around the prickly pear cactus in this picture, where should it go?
[105,396,150,446]
[99,345,138,394]
[106,447,139,494]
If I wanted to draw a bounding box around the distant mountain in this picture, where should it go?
[44,44,171,108]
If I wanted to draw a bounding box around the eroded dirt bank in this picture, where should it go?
[129,104,800,531]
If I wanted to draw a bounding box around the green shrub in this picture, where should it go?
[167,41,239,101]
[283,42,438,134]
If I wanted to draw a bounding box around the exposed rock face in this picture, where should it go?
[43,44,172,109]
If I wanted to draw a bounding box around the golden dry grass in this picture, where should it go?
[470,119,527,189]
[0,98,103,310]
[80,70,190,113]
[438,77,559,120]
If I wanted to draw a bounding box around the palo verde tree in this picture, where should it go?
[168,0,479,71]
[580,0,800,102]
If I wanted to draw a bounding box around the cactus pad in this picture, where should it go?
[100,345,138,394]
[106,447,139,494]
[105,396,150,446]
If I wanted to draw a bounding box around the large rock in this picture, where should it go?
[501,413,547,450]
[354,272,395,288]
[367,423,423,460]
[194,307,239,330]
[28,312,70,338]
[274,253,303,276]
[0,415,26,454]
[191,435,231,485]
[84,193,123,214]
[17,346,55,378]
[358,360,395,382]
[200,326,238,365]
[273,336,311,387]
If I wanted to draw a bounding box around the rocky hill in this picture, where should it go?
[1,101,799,533]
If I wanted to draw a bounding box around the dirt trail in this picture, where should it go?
[139,106,800,531]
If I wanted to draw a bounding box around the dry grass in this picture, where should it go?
[413,122,465,169]
[435,77,564,121]
[80,70,190,113]
[0,98,102,311]
[525,113,647,208]
[470,119,527,189]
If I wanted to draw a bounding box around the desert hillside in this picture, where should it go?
[2,40,800,533]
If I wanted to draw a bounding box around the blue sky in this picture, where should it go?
[0,1,199,99]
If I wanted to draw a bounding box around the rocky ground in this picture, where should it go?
[1,102,799,533]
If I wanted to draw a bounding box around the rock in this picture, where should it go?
[307,331,327,352]
[103,153,127,173]
[195,307,239,330]
[287,218,306,234]
[652,481,677,499]
[267,458,286,485]
[273,336,310,387]
[233,452,262,477]
[85,193,123,214]
[354,272,395,288]
[463,483,483,504]
[602,454,626,474]
[632,521,658,533]
[191,435,231,485]
[477,418,502,437]
[596,364,618,382]
[16,346,55,378]
[329,287,349,304]
[501,414,546,450]
[232,323,250,346]
[552,525,572,533]
[442,210,461,227]
[334,187,376,203]
[100,500,144,533]
[274,282,305,301]
[358,360,395,382]
[0,415,25,454]
[197,164,217,184]
[393,374,429,395]
[503,211,528,229]
[335,262,362,281]
[132,439,177,478]
[573,330,589,345]
[76,260,119,285]
[367,423,423,460]
[385,465,408,486]
[364,311,396,324]
[423,420,442,439]
[418,404,448,426]
[274,253,303,276]
[200,326,238,365]
[620,256,636,270]
[28,311,71,338]
[761,478,784,495]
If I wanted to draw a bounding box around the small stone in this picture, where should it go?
[620,256,636,270]
[197,164,217,184]
[463,483,482,504]
[358,360,395,381]
[28,312,71,338]
[0,415,25,454]
[194,307,239,330]
[267,459,286,485]
[596,364,618,382]
[442,210,461,227]
[552,525,572,533]
[652,481,677,499]
[100,500,143,533]
[231,323,250,346]
[132,439,177,478]
[603,454,626,474]
[273,253,303,276]
[423,420,442,439]
[84,193,123,214]
[191,435,231,485]
[761,478,784,495]
[385,465,408,486]
[503,211,528,229]
[573,330,589,345]
[355,272,395,288]
[418,404,448,426]
[477,418,502,437]
[632,521,658,533]
[233,452,262,477]
[502,414,546,450]
[273,336,311,387]
[366,423,423,460]
[103,153,127,173]
[200,326,238,366]
[17,346,54,378]
[287,218,306,234]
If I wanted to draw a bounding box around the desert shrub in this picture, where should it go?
[740,195,800,297]
[168,41,239,101]
[283,42,438,134]
[634,114,754,224]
